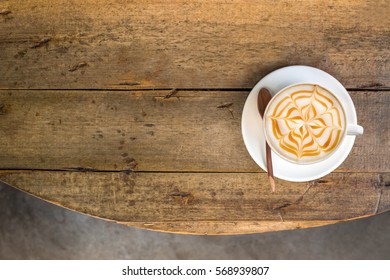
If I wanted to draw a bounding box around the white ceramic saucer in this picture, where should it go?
[241,65,358,182]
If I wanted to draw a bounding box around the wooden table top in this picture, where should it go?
[0,0,389,235]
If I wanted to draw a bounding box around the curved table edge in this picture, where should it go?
[2,179,387,235]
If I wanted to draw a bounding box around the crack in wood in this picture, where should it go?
[316,179,329,184]
[31,38,50,49]
[164,89,178,99]
[68,62,87,72]
[273,180,316,211]
[169,191,193,205]
[178,145,184,154]
[228,108,234,119]
[375,174,383,188]
[118,82,141,86]
[374,174,390,189]
[302,181,315,195]
[278,210,285,222]
[217,102,234,118]
[217,102,233,109]
[121,155,138,170]
[170,192,191,197]
[357,82,385,89]
[273,202,292,211]
[374,189,382,214]
[0,102,5,115]
[373,174,389,214]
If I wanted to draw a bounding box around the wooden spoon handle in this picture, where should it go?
[266,142,275,192]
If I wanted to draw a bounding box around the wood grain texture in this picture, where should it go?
[0,171,389,234]
[0,90,388,172]
[1,0,389,235]
[0,0,389,89]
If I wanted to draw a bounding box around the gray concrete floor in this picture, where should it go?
[0,181,389,259]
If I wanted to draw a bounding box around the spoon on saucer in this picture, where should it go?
[257,88,276,192]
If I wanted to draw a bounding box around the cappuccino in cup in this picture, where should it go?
[264,84,347,164]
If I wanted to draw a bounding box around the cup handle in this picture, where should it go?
[346,124,364,135]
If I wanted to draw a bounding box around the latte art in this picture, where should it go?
[265,84,345,163]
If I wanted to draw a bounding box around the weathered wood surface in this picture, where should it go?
[0,0,389,89]
[0,90,388,172]
[0,171,389,234]
[0,89,389,234]
[0,0,389,234]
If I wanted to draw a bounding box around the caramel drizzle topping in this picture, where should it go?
[269,85,343,159]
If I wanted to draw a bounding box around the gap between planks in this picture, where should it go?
[0,88,389,92]
[0,169,387,174]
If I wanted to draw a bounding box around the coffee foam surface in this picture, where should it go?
[265,84,345,163]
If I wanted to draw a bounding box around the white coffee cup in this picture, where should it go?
[263,83,363,164]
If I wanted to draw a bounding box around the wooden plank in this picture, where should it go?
[0,0,389,89]
[0,90,388,172]
[119,221,342,235]
[0,171,389,234]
